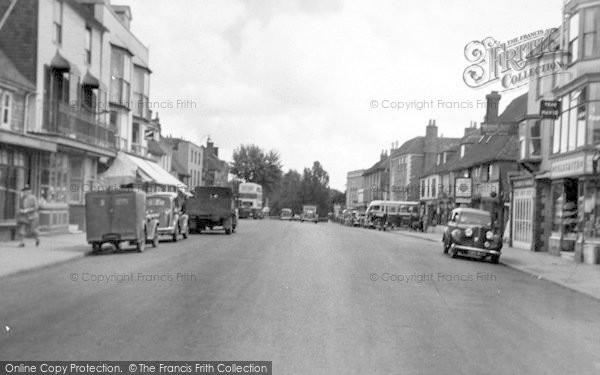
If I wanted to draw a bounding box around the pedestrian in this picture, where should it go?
[17,185,40,247]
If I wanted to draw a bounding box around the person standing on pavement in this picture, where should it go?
[17,185,40,247]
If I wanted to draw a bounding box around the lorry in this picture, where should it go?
[301,204,318,223]
[184,186,237,234]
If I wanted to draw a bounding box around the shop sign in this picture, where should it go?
[551,155,586,178]
[455,178,472,202]
[475,182,500,198]
[540,100,561,119]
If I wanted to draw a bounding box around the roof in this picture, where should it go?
[147,139,165,156]
[0,49,35,91]
[364,157,388,175]
[170,156,190,177]
[391,137,424,157]
[497,92,528,123]
[451,134,518,171]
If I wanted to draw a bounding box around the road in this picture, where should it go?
[1,220,600,374]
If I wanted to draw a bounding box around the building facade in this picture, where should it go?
[512,1,600,264]
[346,169,365,209]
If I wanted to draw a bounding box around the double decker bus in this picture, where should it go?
[237,182,263,219]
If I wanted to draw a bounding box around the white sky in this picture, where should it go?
[118,0,564,190]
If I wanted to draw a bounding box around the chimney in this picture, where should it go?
[464,121,480,138]
[484,91,501,124]
[426,119,438,139]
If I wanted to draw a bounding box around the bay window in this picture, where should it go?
[133,67,149,119]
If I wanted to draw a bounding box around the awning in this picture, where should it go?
[82,71,100,88]
[99,152,187,193]
[50,51,73,72]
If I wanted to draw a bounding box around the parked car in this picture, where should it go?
[442,208,502,264]
[292,214,302,221]
[301,204,318,223]
[146,192,189,242]
[85,190,159,253]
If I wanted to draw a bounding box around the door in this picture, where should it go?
[512,188,534,249]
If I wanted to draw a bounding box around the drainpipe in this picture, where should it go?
[0,0,17,32]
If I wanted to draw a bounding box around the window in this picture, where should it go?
[110,48,131,106]
[460,144,466,158]
[520,120,542,159]
[53,0,62,44]
[132,67,149,118]
[537,71,555,97]
[569,13,580,63]
[554,88,590,153]
[1,92,11,128]
[84,27,92,64]
[421,180,425,197]
[437,154,441,165]
[431,178,437,197]
[132,122,140,144]
[582,7,600,59]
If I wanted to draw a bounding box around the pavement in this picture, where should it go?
[1,220,600,374]
[389,226,600,301]
[0,232,89,278]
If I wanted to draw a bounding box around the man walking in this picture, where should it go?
[17,185,40,247]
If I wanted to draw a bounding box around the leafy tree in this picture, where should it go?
[300,161,330,216]
[231,144,283,199]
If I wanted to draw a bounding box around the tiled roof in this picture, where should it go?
[0,49,35,91]
[391,137,424,157]
[450,134,519,171]
[364,158,388,175]
[497,92,528,123]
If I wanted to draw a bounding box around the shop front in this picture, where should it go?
[548,153,600,263]
[0,132,56,240]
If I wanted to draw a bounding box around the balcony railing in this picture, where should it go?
[131,143,147,157]
[43,101,116,150]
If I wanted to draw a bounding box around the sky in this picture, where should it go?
[117,0,564,191]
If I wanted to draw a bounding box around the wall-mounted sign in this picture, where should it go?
[540,100,561,119]
[551,155,586,178]
[455,178,472,202]
[475,182,500,198]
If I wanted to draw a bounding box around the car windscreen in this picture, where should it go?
[458,212,491,226]
[147,197,168,208]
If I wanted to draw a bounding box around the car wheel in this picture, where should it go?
[92,242,101,254]
[137,239,145,253]
[442,236,450,254]
[491,255,500,264]
[449,245,458,258]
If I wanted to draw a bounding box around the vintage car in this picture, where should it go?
[146,192,189,242]
[85,190,160,253]
[280,208,293,220]
[442,208,502,264]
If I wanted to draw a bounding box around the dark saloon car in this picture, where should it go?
[442,208,502,264]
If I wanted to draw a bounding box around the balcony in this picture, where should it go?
[130,143,148,157]
[43,101,116,150]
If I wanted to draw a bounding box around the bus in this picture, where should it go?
[237,182,263,219]
[365,200,419,229]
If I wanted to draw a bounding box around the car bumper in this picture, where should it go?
[451,244,501,257]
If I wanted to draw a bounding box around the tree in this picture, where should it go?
[299,161,330,216]
[270,169,302,215]
[230,144,283,199]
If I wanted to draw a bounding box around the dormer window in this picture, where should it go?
[437,153,441,165]
[460,144,466,158]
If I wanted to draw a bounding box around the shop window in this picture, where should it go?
[583,180,600,237]
[69,157,83,204]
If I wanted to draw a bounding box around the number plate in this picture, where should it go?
[468,250,481,257]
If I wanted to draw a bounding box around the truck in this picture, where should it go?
[301,204,318,223]
[184,186,237,234]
